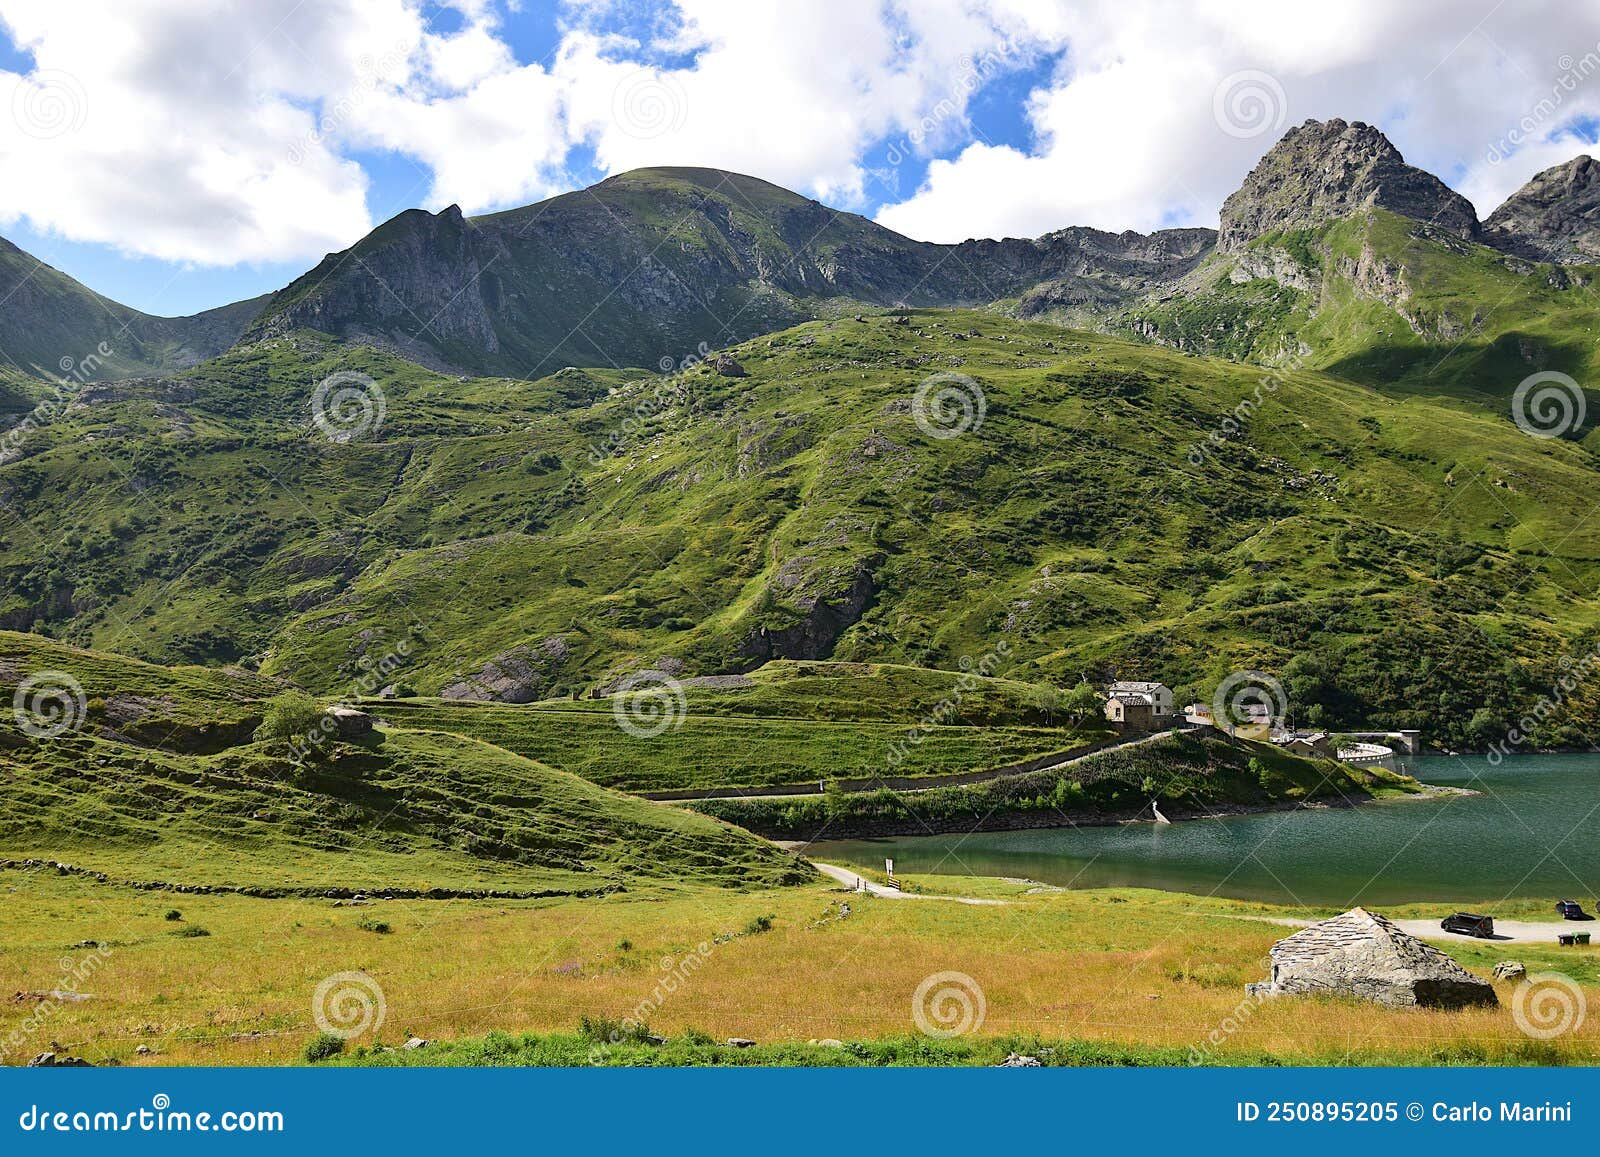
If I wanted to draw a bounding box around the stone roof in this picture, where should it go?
[1254,908,1498,1008]
[1109,680,1168,692]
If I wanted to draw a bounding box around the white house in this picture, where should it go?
[1106,680,1174,718]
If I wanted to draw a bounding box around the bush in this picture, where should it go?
[303,1032,345,1063]
[253,690,328,750]
[171,925,210,938]
[163,909,182,921]
[357,918,391,934]
[743,914,775,935]
[578,1016,652,1045]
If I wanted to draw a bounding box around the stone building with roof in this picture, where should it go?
[1248,907,1497,1009]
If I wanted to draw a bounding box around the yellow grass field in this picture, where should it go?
[4,869,1597,1066]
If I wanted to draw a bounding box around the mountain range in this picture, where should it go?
[4,118,1600,752]
[3,118,1596,384]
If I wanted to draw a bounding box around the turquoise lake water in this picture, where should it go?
[807,753,1600,906]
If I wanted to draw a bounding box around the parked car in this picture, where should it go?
[1556,899,1592,920]
[1440,912,1495,938]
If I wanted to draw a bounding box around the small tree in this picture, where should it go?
[1031,683,1062,726]
[1063,681,1103,727]
[254,690,327,749]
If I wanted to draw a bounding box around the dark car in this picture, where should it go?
[1556,899,1592,920]
[1440,912,1495,938]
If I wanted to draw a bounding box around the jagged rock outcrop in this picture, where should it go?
[1485,155,1600,264]
[1219,119,1481,252]
[243,205,499,373]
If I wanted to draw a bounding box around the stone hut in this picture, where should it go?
[1248,907,1497,1009]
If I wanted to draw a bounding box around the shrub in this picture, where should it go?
[302,1032,345,1063]
[357,918,391,934]
[163,909,182,921]
[253,690,328,750]
[578,1016,652,1045]
[743,914,775,935]
[171,926,210,938]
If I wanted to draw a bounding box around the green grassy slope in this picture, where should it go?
[368,699,1096,793]
[4,312,1600,746]
[0,725,807,891]
[0,234,267,381]
[0,629,274,750]
[1113,208,1600,412]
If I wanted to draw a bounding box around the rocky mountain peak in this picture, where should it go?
[1218,118,1480,252]
[1484,155,1600,264]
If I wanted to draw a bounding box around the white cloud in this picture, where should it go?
[0,0,1596,267]
[875,0,1600,241]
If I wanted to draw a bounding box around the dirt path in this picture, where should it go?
[1224,912,1594,946]
[811,861,1007,905]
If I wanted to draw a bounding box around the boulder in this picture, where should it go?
[1250,907,1497,1009]
[401,1037,430,1050]
[725,1037,756,1048]
[1493,960,1527,981]
[711,354,748,377]
[996,1052,1043,1067]
[28,1052,93,1067]
[325,706,373,737]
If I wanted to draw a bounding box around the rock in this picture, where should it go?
[325,705,373,737]
[401,1037,430,1050]
[1218,119,1480,253]
[808,1038,844,1048]
[135,1045,155,1056]
[27,1052,93,1068]
[1250,907,1497,1009]
[1493,960,1527,981]
[997,1052,1043,1067]
[1485,155,1600,265]
[725,1037,756,1048]
[711,354,748,377]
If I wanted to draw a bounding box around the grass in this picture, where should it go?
[3,870,1594,1067]
[0,726,809,892]
[5,308,1600,749]
[0,630,273,751]
[369,699,1096,792]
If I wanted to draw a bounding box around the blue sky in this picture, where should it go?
[0,1,1594,318]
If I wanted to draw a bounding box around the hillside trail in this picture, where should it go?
[810,861,1007,905]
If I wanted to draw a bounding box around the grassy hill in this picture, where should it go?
[369,699,1095,794]
[0,725,807,892]
[0,235,267,381]
[4,310,1600,746]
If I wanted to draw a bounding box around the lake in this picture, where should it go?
[807,753,1600,906]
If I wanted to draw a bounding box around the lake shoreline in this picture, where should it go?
[773,781,1475,847]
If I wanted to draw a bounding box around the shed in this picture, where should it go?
[1248,907,1497,1009]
